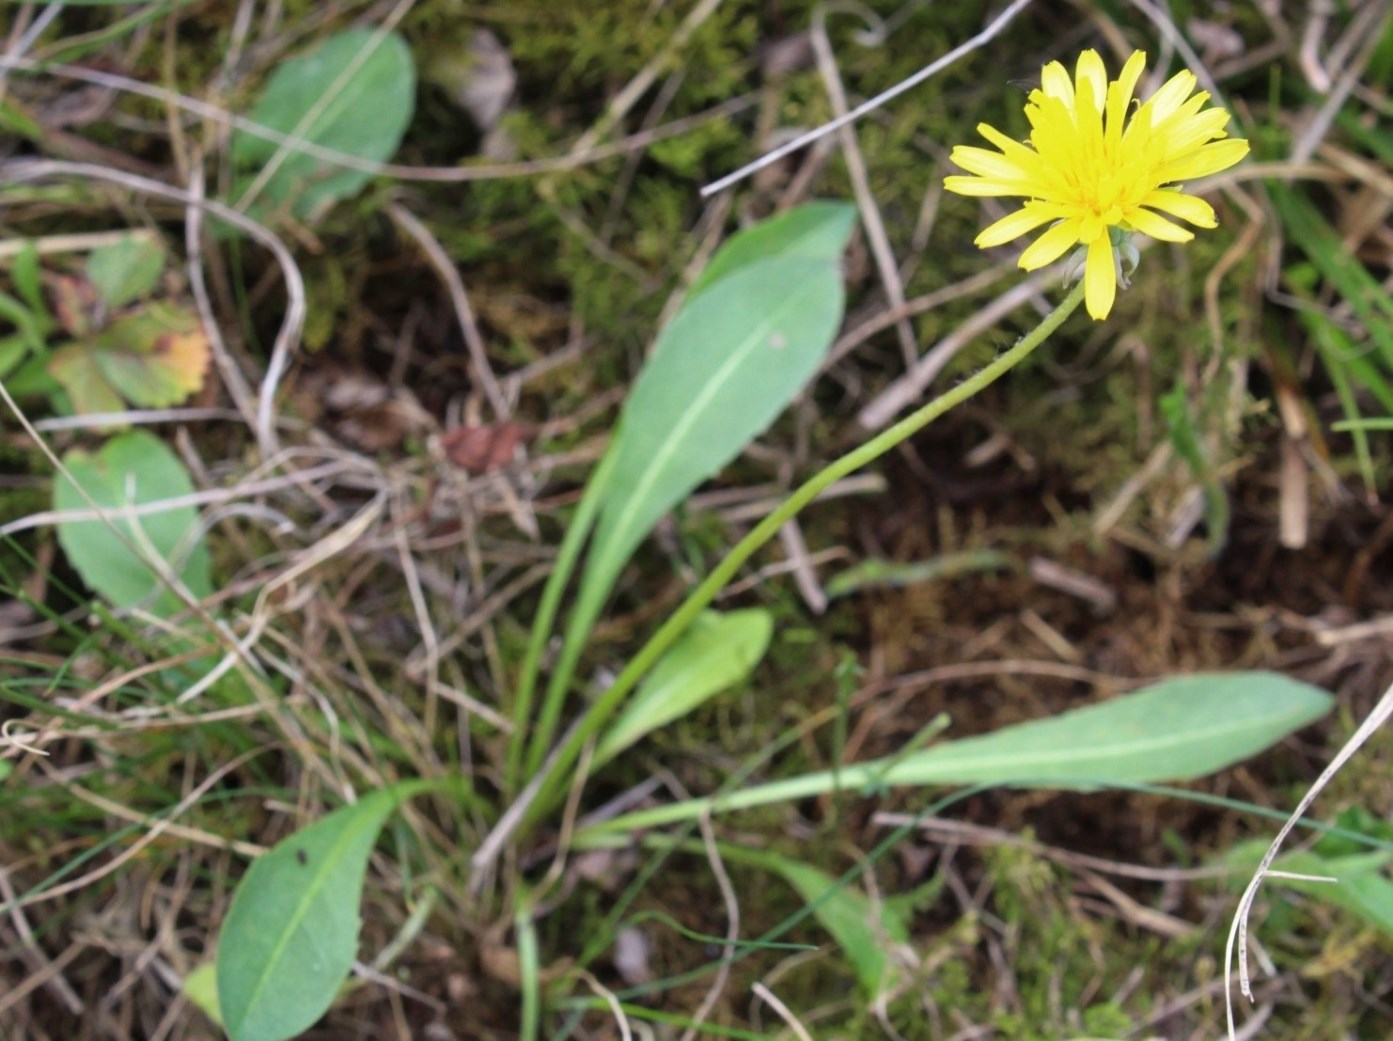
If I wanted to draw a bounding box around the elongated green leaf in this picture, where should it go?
[53,430,211,615]
[231,29,415,222]
[578,672,1334,836]
[587,256,846,595]
[217,781,432,1041]
[1270,183,1393,363]
[11,242,47,319]
[596,609,772,764]
[688,202,857,298]
[759,853,910,997]
[878,671,1329,786]
[0,290,45,380]
[522,206,855,778]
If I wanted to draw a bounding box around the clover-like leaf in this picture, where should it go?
[47,304,210,416]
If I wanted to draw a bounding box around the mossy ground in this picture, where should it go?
[2,2,1392,1039]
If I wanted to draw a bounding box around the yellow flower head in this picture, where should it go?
[944,50,1249,320]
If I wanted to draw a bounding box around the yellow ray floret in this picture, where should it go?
[944,50,1249,320]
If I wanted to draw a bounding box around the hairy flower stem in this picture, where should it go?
[522,278,1086,828]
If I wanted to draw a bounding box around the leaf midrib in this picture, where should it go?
[593,271,823,580]
[224,810,379,1038]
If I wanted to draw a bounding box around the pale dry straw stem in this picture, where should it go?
[0,720,47,757]
[0,867,84,1015]
[391,491,443,741]
[404,560,552,675]
[828,261,1016,366]
[470,719,584,890]
[752,982,817,1041]
[701,0,1035,197]
[0,459,350,539]
[55,775,266,859]
[33,407,250,432]
[1224,678,1393,1041]
[678,811,741,1041]
[0,159,305,461]
[185,162,260,434]
[248,490,386,621]
[654,189,735,333]
[874,812,1229,882]
[10,648,221,763]
[599,69,686,246]
[777,517,828,614]
[0,228,160,260]
[1324,0,1391,86]
[0,748,265,915]
[56,702,270,740]
[575,970,633,1041]
[234,0,419,212]
[1125,0,1230,105]
[703,472,886,522]
[1289,1,1393,164]
[387,202,508,418]
[535,740,595,915]
[0,53,757,182]
[1203,186,1266,360]
[0,944,83,1023]
[897,171,945,286]
[811,3,919,369]
[719,545,844,600]
[1092,441,1175,536]
[1299,0,1337,91]
[0,0,61,80]
[216,0,260,93]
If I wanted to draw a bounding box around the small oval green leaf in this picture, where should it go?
[596,608,772,764]
[216,782,430,1041]
[53,430,211,615]
[231,29,415,223]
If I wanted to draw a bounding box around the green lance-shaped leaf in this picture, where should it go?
[231,28,416,223]
[522,203,856,776]
[576,256,840,616]
[216,781,434,1041]
[577,672,1335,837]
[596,608,773,764]
[53,430,211,616]
[585,202,855,612]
